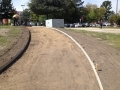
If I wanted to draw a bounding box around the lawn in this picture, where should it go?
[0,26,22,55]
[64,28,120,51]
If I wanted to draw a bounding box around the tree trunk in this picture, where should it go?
[46,14,48,19]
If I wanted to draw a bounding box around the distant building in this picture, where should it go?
[46,19,64,28]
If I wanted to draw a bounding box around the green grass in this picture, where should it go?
[0,26,22,53]
[64,28,120,51]
[8,27,21,37]
[80,26,120,29]
[100,27,120,29]
[0,36,7,45]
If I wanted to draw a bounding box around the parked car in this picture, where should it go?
[75,23,82,27]
[103,22,111,26]
[82,23,90,27]
[89,23,92,27]
[22,21,36,26]
[70,23,75,27]
[64,24,70,27]
[29,21,35,26]
[89,23,97,27]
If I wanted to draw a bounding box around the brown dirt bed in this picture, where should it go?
[59,28,120,90]
[0,27,120,90]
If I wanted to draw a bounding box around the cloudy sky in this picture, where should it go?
[12,0,119,13]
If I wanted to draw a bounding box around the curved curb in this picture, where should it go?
[0,29,31,72]
[52,28,104,90]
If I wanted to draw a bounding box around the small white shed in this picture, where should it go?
[46,19,64,28]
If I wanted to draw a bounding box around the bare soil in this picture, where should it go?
[60,28,120,90]
[0,27,100,90]
[0,27,29,71]
[0,27,120,90]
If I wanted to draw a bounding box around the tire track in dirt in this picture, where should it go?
[0,27,100,90]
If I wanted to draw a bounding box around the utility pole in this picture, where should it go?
[116,0,118,14]
[21,5,25,25]
[21,5,25,11]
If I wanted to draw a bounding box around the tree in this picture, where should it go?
[79,7,89,23]
[109,14,120,26]
[30,12,39,21]
[73,0,84,8]
[109,14,117,26]
[116,15,120,26]
[85,3,98,22]
[20,9,31,25]
[87,10,96,22]
[101,0,114,20]
[28,0,84,23]
[94,7,106,21]
[22,9,30,20]
[39,15,46,23]
[0,0,15,19]
[63,0,80,23]
[86,3,97,11]
[28,0,64,19]
[84,3,106,23]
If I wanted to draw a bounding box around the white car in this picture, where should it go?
[29,21,35,26]
[103,22,111,26]
[75,23,82,27]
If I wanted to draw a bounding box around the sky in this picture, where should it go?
[12,0,29,11]
[12,0,119,13]
[83,0,119,13]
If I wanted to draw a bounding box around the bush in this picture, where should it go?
[109,14,120,26]
[116,16,120,26]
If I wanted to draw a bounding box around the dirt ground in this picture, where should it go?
[0,27,29,71]
[69,27,120,34]
[0,27,120,90]
[0,27,100,90]
[60,28,120,90]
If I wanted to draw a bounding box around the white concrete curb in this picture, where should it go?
[52,28,104,90]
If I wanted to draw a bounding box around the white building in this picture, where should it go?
[46,19,64,28]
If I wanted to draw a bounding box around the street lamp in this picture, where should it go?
[21,5,25,11]
[21,5,25,25]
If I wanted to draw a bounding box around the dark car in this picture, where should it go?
[64,24,70,27]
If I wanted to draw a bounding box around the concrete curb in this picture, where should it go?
[0,29,31,72]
